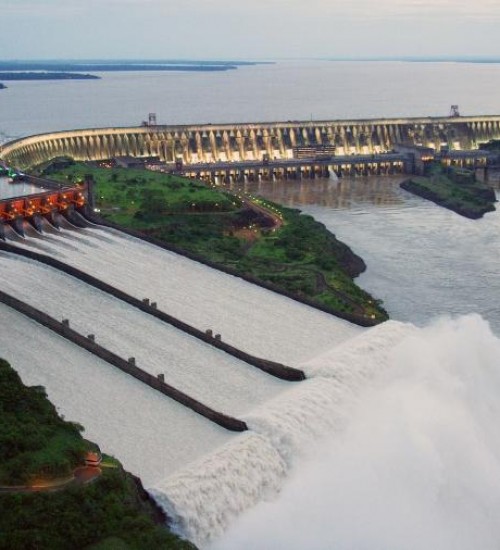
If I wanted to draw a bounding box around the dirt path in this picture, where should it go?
[0,466,101,494]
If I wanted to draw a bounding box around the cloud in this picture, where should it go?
[3,0,500,19]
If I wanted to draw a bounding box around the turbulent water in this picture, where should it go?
[212,315,500,550]
[3,184,500,548]
[153,321,416,546]
[0,252,288,416]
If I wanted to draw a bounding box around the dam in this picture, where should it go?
[2,114,500,546]
[1,115,500,170]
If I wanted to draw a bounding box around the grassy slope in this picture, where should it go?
[0,358,195,550]
[0,358,86,485]
[49,163,388,322]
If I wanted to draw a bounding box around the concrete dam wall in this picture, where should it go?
[2,115,500,170]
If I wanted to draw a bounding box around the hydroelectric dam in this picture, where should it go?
[1,114,500,172]
[1,115,499,546]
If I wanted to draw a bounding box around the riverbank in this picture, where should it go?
[400,166,496,219]
[0,357,195,549]
[46,162,388,324]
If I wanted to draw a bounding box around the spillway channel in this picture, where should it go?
[10,222,363,366]
[0,303,235,487]
[0,252,288,417]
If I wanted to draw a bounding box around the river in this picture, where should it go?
[234,174,500,336]
[2,60,500,548]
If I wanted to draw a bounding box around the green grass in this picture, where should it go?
[0,358,195,550]
[404,164,496,219]
[47,162,388,323]
[48,164,239,222]
[0,466,195,550]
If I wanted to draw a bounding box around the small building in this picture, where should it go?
[84,451,102,467]
[114,156,146,169]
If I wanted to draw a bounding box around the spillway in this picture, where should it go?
[150,321,417,545]
[0,252,287,416]
[0,220,384,546]
[10,223,363,366]
[0,303,235,487]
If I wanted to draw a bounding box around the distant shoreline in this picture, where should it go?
[0,61,273,73]
[0,72,99,81]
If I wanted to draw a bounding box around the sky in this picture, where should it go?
[1,0,500,60]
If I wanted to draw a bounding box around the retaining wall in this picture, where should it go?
[0,289,247,432]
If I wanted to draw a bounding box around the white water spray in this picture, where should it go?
[150,433,287,543]
[209,315,500,550]
[151,321,418,545]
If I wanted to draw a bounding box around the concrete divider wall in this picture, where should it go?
[0,289,248,432]
[0,241,305,381]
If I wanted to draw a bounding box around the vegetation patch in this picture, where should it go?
[401,164,496,219]
[0,358,85,485]
[47,162,388,323]
[0,358,195,550]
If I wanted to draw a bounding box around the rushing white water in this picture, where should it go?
[149,321,416,545]
[9,224,362,365]
[0,303,234,486]
[209,314,500,550]
[151,433,287,544]
[0,252,287,416]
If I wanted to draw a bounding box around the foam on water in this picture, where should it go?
[150,433,287,544]
[0,304,234,486]
[0,252,288,416]
[209,314,500,550]
[150,321,415,545]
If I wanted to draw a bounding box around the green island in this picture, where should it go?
[44,161,388,324]
[0,358,194,550]
[400,163,497,219]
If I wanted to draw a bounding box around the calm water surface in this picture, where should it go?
[0,176,42,199]
[1,60,500,140]
[238,174,500,335]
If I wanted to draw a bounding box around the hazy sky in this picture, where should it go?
[1,0,500,60]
